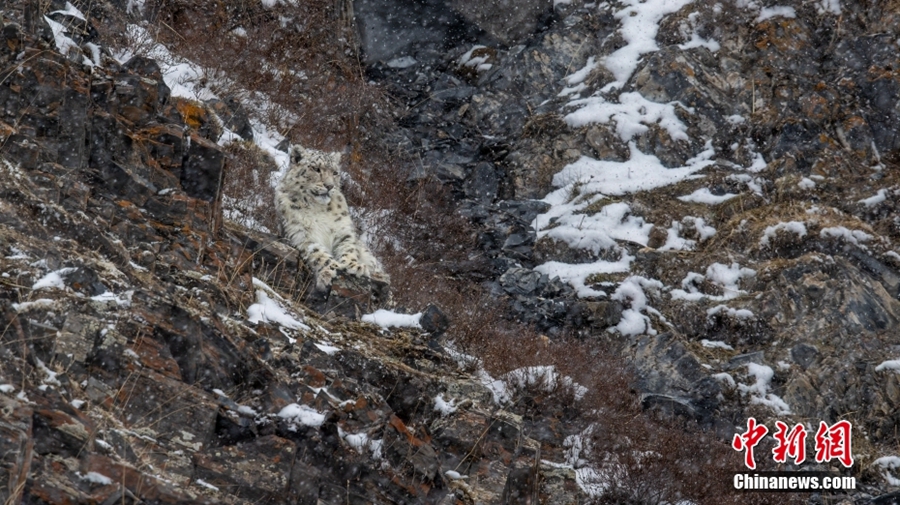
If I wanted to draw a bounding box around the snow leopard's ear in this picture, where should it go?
[330,151,342,169]
[289,145,306,165]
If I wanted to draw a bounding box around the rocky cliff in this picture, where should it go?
[2,0,900,504]
[0,3,608,504]
[355,0,900,499]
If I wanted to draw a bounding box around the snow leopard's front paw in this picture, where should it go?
[339,258,370,278]
[315,263,339,293]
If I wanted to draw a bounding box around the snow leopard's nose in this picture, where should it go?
[324,183,334,192]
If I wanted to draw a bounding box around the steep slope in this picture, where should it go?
[0,8,596,505]
[358,0,900,496]
[4,0,900,503]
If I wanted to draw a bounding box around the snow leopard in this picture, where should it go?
[275,145,389,293]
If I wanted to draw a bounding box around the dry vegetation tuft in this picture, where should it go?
[221,140,279,232]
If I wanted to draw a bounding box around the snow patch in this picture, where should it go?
[657,216,715,252]
[458,45,492,72]
[820,227,872,247]
[80,472,113,486]
[875,360,900,373]
[565,93,689,142]
[35,357,61,387]
[678,12,720,52]
[756,6,796,22]
[602,0,695,86]
[277,404,326,429]
[504,366,588,401]
[444,470,466,480]
[237,405,257,416]
[706,263,757,298]
[314,342,340,355]
[443,343,517,406]
[543,142,712,202]
[744,151,768,172]
[534,254,633,298]
[712,373,736,387]
[195,479,219,491]
[247,283,309,332]
[738,363,790,414]
[566,56,598,86]
[707,305,754,320]
[816,0,841,14]
[91,290,134,308]
[759,221,807,247]
[874,456,900,487]
[369,438,384,460]
[434,394,458,417]
[859,189,887,207]
[677,187,738,204]
[561,425,611,497]
[5,247,30,260]
[611,276,664,336]
[32,267,77,290]
[478,369,510,405]
[339,428,370,454]
[657,220,695,251]
[701,339,734,351]
[361,310,422,329]
[43,16,79,57]
[126,0,145,14]
[11,299,56,312]
[51,2,86,21]
[536,200,652,254]
[671,263,755,301]
[386,56,417,69]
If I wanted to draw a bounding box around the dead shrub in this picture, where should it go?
[221,140,278,232]
[128,0,387,151]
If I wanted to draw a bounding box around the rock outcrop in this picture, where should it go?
[363,0,900,496]
[0,6,591,504]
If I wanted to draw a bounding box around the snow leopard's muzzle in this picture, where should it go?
[311,183,334,203]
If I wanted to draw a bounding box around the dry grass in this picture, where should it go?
[92,0,394,153]
[221,141,278,232]
[711,202,881,258]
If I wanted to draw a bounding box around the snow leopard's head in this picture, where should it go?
[288,145,341,203]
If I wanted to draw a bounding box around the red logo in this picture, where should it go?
[734,419,854,469]
[814,420,853,468]
[732,417,768,470]
[772,421,807,464]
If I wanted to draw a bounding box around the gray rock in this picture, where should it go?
[181,133,225,203]
[208,96,254,141]
[641,393,696,421]
[353,0,482,65]
[465,161,499,202]
[726,352,766,370]
[448,0,550,46]
[420,304,450,336]
[791,343,818,370]
[500,267,547,296]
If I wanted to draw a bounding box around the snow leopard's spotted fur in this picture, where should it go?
[276,145,388,292]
